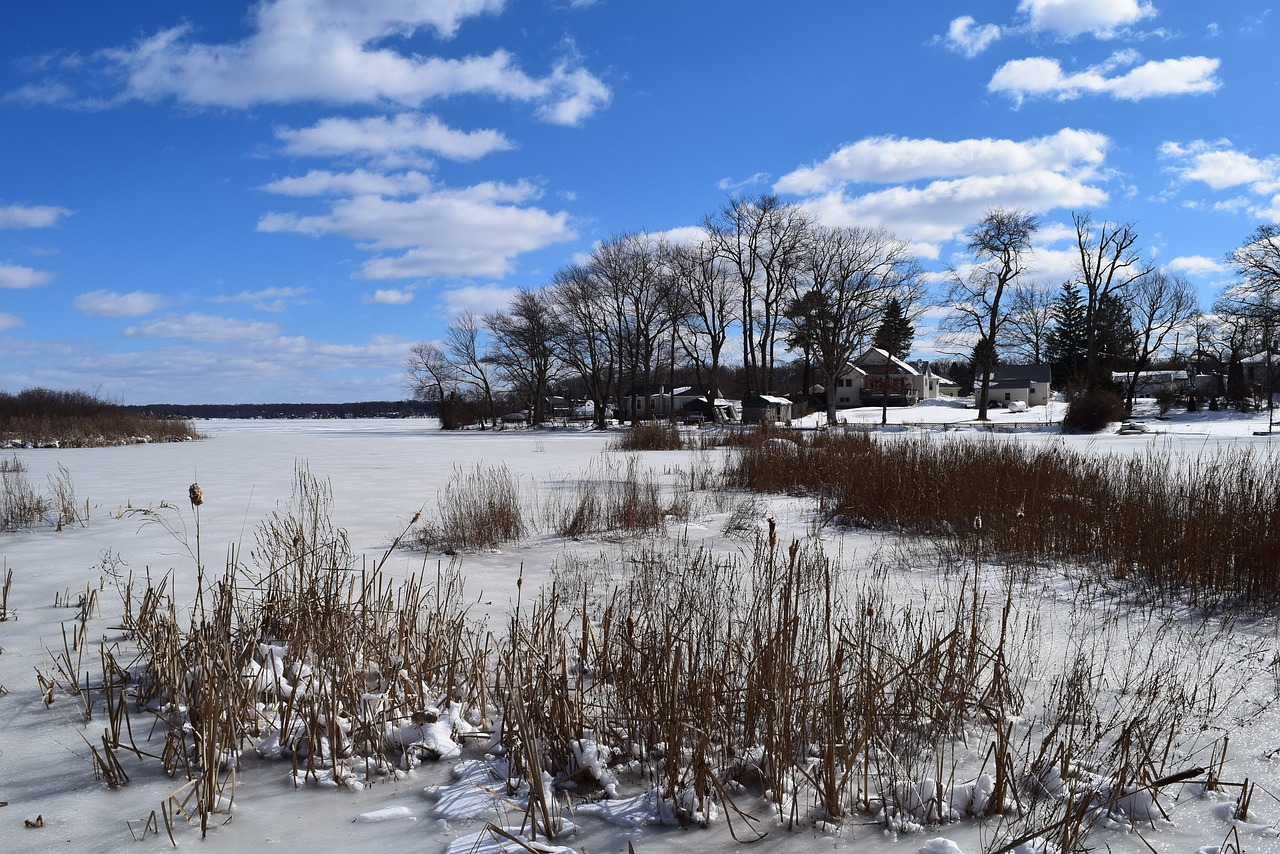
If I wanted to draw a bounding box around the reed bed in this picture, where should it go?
[727,430,1280,607]
[609,421,686,451]
[0,457,84,531]
[544,456,691,539]
[0,388,200,447]
[55,463,492,839]
[409,462,529,552]
[33,446,1265,852]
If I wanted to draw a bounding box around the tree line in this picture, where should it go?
[408,196,1280,428]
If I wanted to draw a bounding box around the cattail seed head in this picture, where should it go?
[188,482,204,507]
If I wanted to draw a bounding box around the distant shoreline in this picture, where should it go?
[126,400,438,420]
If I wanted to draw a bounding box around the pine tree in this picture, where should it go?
[1092,291,1135,385]
[1045,282,1087,387]
[872,297,914,360]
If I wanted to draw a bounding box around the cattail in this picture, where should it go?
[973,513,983,531]
[188,482,204,507]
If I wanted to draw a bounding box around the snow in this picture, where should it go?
[2,410,1280,853]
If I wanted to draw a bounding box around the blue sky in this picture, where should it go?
[2,0,1277,404]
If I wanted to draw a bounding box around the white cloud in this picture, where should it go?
[1160,141,1278,191]
[716,172,772,192]
[123,312,281,342]
[1018,0,1156,38]
[209,286,310,312]
[0,262,53,288]
[775,129,1110,256]
[74,289,168,317]
[259,175,574,278]
[0,312,22,331]
[989,53,1220,103]
[657,225,709,247]
[262,169,436,198]
[0,202,73,229]
[777,128,1108,194]
[366,287,416,304]
[1161,140,1280,221]
[534,62,612,126]
[96,0,610,124]
[439,283,517,316]
[1168,255,1225,276]
[277,113,513,165]
[941,16,1003,58]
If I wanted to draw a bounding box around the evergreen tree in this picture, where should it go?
[1045,282,1088,387]
[971,337,998,385]
[872,297,914,359]
[1093,291,1135,386]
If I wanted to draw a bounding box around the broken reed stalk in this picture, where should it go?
[0,562,11,620]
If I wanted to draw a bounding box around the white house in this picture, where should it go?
[985,365,1052,408]
[832,348,941,407]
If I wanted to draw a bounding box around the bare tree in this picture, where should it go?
[665,237,739,421]
[445,311,498,428]
[942,209,1039,421]
[1122,271,1200,410]
[590,232,674,424]
[1073,212,1153,387]
[1231,224,1280,298]
[484,289,561,426]
[705,194,809,395]
[405,341,457,405]
[1214,227,1280,414]
[546,263,618,430]
[1000,279,1056,365]
[793,224,922,424]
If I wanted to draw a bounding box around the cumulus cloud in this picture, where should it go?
[1018,0,1156,38]
[74,289,168,317]
[0,311,22,331]
[366,287,415,304]
[258,173,574,278]
[1168,255,1226,276]
[262,169,436,198]
[209,286,310,312]
[775,129,1111,255]
[124,312,281,342]
[989,52,1220,103]
[1160,140,1280,222]
[277,113,513,165]
[777,129,1108,194]
[0,262,53,288]
[1160,140,1279,191]
[93,0,609,124]
[941,16,1003,58]
[0,202,73,229]
[439,283,518,316]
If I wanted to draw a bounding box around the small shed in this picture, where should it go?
[682,397,740,423]
[742,394,792,424]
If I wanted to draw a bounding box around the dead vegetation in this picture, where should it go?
[1,387,200,448]
[27,437,1276,852]
[728,429,1280,608]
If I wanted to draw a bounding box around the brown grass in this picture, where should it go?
[0,387,201,448]
[409,463,529,552]
[608,421,685,451]
[727,430,1280,608]
[30,445,1260,851]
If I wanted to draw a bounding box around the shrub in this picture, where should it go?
[608,420,684,451]
[0,387,200,447]
[1062,386,1126,433]
[411,463,527,551]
